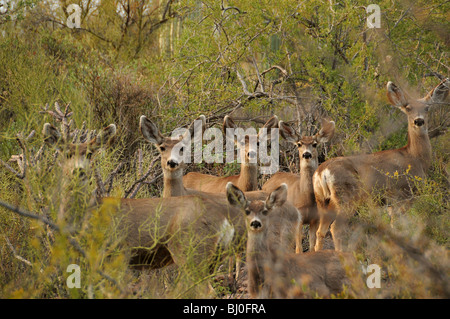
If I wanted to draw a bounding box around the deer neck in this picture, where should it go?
[296,161,316,208]
[406,123,432,172]
[246,230,268,289]
[239,163,258,191]
[162,168,188,197]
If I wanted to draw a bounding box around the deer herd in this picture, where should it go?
[31,79,449,297]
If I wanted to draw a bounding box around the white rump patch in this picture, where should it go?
[313,168,334,201]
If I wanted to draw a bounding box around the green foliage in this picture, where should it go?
[0,0,448,299]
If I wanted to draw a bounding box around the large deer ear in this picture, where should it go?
[387,81,409,109]
[89,124,117,151]
[266,183,288,210]
[316,119,335,143]
[279,121,299,144]
[226,182,248,209]
[223,115,237,131]
[43,123,61,146]
[223,115,238,144]
[140,115,164,145]
[258,115,279,141]
[422,78,449,104]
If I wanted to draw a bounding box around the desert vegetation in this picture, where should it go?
[0,0,448,299]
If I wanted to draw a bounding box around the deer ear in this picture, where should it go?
[279,121,299,144]
[422,78,449,104]
[258,115,279,142]
[223,115,238,143]
[316,119,335,143]
[140,115,164,145]
[43,123,61,146]
[226,182,248,209]
[387,81,409,109]
[266,183,288,209]
[89,124,117,151]
[223,115,237,131]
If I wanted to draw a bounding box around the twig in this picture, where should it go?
[0,199,123,292]
[3,234,33,267]
[124,155,160,198]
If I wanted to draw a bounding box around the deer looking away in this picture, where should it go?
[226,182,350,298]
[314,78,449,252]
[262,118,335,252]
[183,115,279,193]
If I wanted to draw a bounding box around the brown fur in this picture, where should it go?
[262,119,335,252]
[226,183,302,297]
[314,79,449,251]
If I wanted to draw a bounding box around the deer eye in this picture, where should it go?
[404,105,412,112]
[245,209,251,216]
[159,146,166,152]
[86,152,93,160]
[262,210,268,216]
[425,106,430,112]
[297,142,302,147]
[312,143,318,148]
[180,146,184,153]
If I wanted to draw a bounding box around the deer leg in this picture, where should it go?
[330,214,347,252]
[296,220,303,254]
[315,214,334,251]
[308,220,319,252]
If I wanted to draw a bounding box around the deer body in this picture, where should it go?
[183,115,279,193]
[226,182,348,298]
[226,183,302,297]
[99,195,236,271]
[314,79,449,252]
[262,119,335,252]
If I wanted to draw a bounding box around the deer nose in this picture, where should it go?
[250,220,262,229]
[248,151,257,159]
[167,160,179,168]
[302,152,312,159]
[414,118,425,127]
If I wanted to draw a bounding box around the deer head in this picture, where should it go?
[223,115,279,165]
[226,182,288,233]
[387,78,449,134]
[43,122,117,179]
[279,119,335,170]
[140,115,206,179]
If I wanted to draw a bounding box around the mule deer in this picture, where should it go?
[262,118,335,252]
[44,120,237,279]
[314,78,449,252]
[97,196,236,276]
[226,182,302,296]
[226,182,349,298]
[183,115,279,193]
[139,115,206,197]
[42,122,117,225]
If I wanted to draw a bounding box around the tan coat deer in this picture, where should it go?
[44,121,237,275]
[262,119,335,252]
[43,122,117,226]
[314,78,449,251]
[183,115,279,193]
[226,182,350,298]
